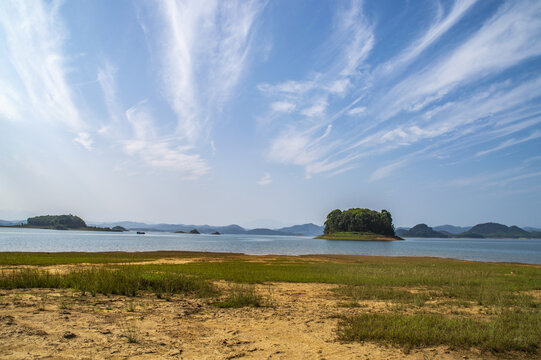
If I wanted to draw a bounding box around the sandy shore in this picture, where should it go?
[0,254,537,359]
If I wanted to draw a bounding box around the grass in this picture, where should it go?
[315,232,401,240]
[120,320,139,344]
[334,285,435,306]
[147,258,540,292]
[126,300,137,312]
[338,311,541,354]
[1,251,539,356]
[0,251,241,266]
[212,284,264,308]
[0,267,218,298]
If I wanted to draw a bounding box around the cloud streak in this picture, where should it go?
[157,0,264,143]
[259,0,541,181]
[0,0,91,146]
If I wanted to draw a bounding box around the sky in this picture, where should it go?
[1,0,540,228]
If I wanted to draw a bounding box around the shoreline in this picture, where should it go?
[0,250,540,266]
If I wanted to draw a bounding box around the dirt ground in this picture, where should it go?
[0,279,504,360]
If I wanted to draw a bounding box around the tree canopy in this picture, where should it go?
[323,208,395,236]
[27,215,87,229]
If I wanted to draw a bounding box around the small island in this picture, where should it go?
[316,208,403,241]
[2,214,128,232]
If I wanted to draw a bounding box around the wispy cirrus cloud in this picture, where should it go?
[258,173,272,185]
[93,0,265,178]
[0,0,91,148]
[259,0,541,182]
[122,101,210,178]
[475,131,541,157]
[156,0,264,143]
[96,62,211,178]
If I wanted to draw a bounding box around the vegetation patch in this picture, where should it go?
[212,284,264,308]
[0,267,218,298]
[338,311,541,354]
[0,251,238,266]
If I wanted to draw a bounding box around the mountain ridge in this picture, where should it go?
[399,222,540,239]
[86,221,323,236]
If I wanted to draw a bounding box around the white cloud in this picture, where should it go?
[258,173,272,185]
[122,102,210,178]
[388,0,541,116]
[0,1,86,133]
[377,0,477,76]
[0,91,20,121]
[259,0,541,180]
[327,79,350,94]
[259,1,375,175]
[347,106,366,115]
[74,132,94,151]
[270,101,296,113]
[301,100,328,117]
[157,0,264,143]
[258,78,318,97]
[97,62,121,123]
[475,131,541,157]
[370,159,408,181]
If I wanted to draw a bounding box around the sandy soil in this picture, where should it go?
[0,280,507,360]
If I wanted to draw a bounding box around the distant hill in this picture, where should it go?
[0,219,25,226]
[277,223,324,236]
[524,227,541,233]
[433,225,471,234]
[246,228,292,236]
[457,222,532,238]
[88,221,321,236]
[398,224,448,238]
[395,222,541,239]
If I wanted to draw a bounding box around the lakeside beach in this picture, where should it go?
[1,251,539,359]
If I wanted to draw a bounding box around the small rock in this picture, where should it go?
[63,331,76,339]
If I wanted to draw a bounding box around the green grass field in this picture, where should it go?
[0,251,539,356]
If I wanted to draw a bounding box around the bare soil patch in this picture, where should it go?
[0,282,507,360]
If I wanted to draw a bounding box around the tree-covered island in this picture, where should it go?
[3,214,127,232]
[316,208,403,241]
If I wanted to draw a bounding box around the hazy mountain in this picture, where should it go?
[457,223,531,238]
[397,224,448,238]
[245,228,292,236]
[433,225,471,234]
[0,219,25,226]
[276,223,324,236]
[524,226,541,232]
[87,221,319,236]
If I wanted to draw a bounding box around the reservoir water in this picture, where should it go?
[0,228,540,264]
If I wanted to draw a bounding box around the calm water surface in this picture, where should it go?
[0,228,540,264]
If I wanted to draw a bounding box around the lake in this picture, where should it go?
[0,227,540,264]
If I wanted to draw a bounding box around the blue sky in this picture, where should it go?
[1,0,540,228]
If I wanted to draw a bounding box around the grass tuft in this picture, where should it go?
[213,284,263,308]
[120,320,139,344]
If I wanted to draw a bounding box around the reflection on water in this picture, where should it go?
[0,228,540,264]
